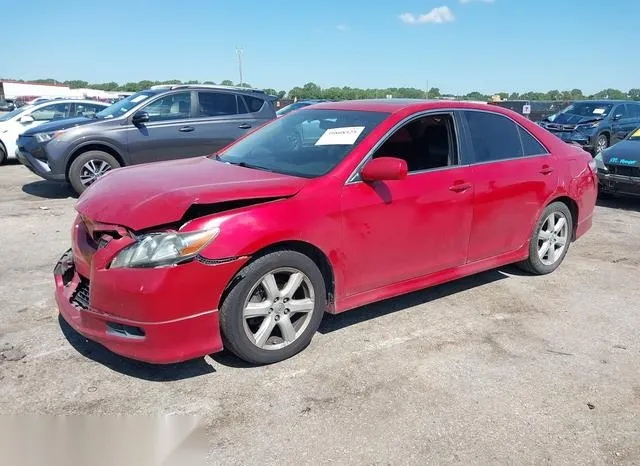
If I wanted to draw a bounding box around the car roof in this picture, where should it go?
[572,100,631,104]
[308,99,492,114]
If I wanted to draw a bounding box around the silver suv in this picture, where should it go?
[16,85,276,193]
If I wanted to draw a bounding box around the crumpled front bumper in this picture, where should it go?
[54,245,247,364]
[597,170,640,197]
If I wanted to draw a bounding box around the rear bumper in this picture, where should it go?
[598,171,640,197]
[54,247,246,364]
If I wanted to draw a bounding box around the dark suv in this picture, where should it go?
[539,100,640,154]
[16,85,276,193]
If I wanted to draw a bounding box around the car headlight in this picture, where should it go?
[34,130,65,143]
[594,153,608,172]
[576,122,599,131]
[110,228,220,269]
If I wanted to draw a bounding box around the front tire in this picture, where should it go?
[594,133,609,154]
[68,150,120,194]
[219,250,326,365]
[518,202,573,275]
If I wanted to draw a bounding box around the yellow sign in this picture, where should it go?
[633,128,640,138]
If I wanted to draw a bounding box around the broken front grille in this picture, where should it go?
[71,277,90,310]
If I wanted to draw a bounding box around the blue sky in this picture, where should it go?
[2,0,638,94]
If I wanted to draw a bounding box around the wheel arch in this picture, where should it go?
[66,143,125,180]
[547,195,579,240]
[221,240,337,312]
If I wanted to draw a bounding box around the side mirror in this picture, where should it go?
[613,114,622,121]
[360,157,408,182]
[132,111,149,125]
[19,115,34,124]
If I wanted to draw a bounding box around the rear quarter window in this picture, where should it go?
[518,126,548,156]
[243,95,265,113]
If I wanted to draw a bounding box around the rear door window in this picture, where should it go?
[197,92,238,117]
[463,111,523,163]
[30,102,71,121]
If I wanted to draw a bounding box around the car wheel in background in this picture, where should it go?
[0,142,6,164]
[595,133,609,154]
[219,250,327,365]
[517,201,573,275]
[68,150,120,194]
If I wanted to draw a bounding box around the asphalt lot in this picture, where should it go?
[1,161,640,465]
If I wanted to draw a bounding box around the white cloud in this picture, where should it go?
[399,6,455,25]
[336,24,348,31]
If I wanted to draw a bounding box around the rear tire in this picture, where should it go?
[517,202,573,275]
[68,150,120,194]
[219,250,326,365]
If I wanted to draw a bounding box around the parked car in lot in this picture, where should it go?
[595,126,640,197]
[0,99,108,164]
[0,98,15,111]
[17,84,277,193]
[540,100,640,154]
[276,99,329,117]
[53,99,597,365]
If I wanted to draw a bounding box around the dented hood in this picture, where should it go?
[76,157,308,230]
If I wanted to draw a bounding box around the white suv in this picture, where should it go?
[0,99,108,164]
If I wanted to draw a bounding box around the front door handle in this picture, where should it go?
[540,165,554,175]
[238,123,252,129]
[449,182,472,193]
[178,126,195,132]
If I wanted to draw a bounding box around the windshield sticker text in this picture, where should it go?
[315,126,365,146]
[592,108,606,115]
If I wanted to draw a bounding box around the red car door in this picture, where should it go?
[340,112,474,296]
[462,110,559,262]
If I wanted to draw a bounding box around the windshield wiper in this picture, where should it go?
[215,155,273,172]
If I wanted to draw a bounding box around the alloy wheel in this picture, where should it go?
[595,136,608,154]
[242,267,315,350]
[79,159,112,187]
[537,211,569,266]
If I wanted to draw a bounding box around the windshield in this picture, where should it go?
[628,127,640,141]
[0,105,31,122]
[560,102,613,118]
[217,109,389,178]
[95,90,156,119]
[276,102,308,117]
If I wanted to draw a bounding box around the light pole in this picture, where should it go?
[236,47,244,86]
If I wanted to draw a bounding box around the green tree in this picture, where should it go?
[592,88,626,100]
[427,87,441,98]
[64,80,89,89]
[629,89,640,101]
[277,90,287,99]
[220,80,234,86]
[509,92,520,100]
[464,91,488,101]
[203,81,216,85]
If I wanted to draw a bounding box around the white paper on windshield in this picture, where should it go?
[315,126,365,146]
[131,95,149,103]
[592,108,606,115]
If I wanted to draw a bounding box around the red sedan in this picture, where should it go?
[54,100,597,365]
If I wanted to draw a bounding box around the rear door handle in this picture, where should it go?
[238,123,252,129]
[540,166,554,175]
[178,126,195,132]
[449,182,472,193]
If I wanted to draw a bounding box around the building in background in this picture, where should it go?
[0,80,123,102]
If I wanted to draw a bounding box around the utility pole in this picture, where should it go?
[426,80,430,99]
[236,47,244,86]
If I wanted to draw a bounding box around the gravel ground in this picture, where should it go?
[1,161,639,465]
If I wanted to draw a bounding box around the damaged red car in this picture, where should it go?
[55,100,597,365]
